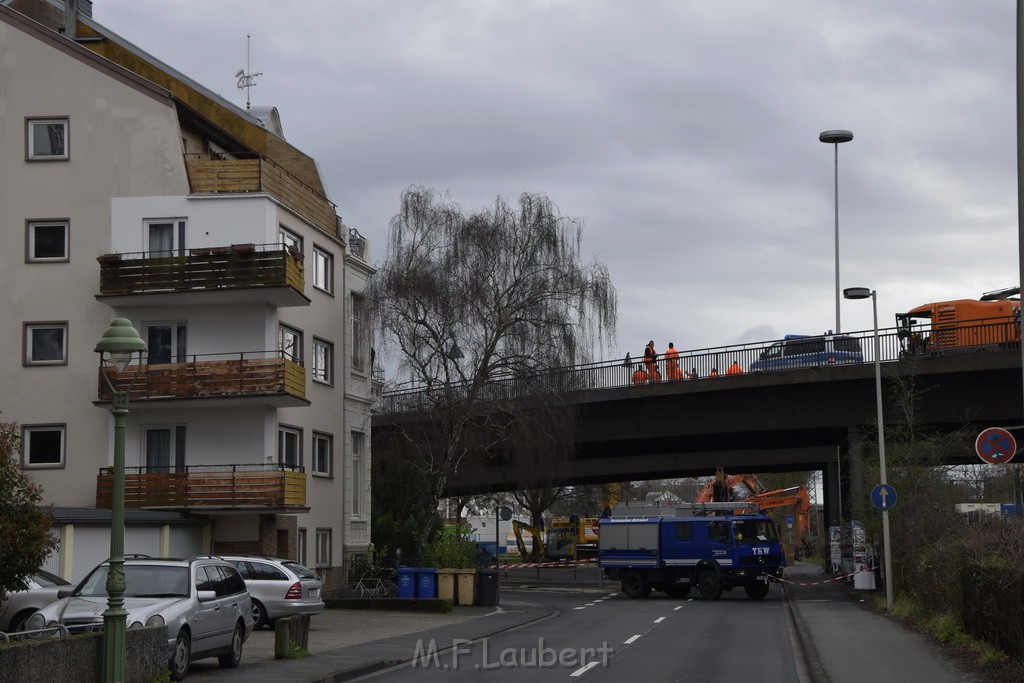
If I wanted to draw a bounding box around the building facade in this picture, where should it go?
[0,0,373,587]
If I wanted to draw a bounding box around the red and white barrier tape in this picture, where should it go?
[769,568,872,586]
[491,558,599,570]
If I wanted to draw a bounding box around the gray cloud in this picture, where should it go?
[98,0,1021,357]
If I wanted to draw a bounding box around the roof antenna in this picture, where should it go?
[235,34,262,110]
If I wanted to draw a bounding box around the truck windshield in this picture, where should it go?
[732,520,777,545]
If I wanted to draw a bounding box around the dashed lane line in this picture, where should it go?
[624,634,641,644]
[571,661,601,677]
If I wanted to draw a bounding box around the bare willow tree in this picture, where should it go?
[371,186,617,557]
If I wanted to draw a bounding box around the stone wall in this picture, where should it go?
[0,625,166,683]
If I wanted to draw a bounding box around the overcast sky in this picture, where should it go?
[96,0,1021,363]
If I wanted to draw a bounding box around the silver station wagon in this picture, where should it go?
[221,555,324,629]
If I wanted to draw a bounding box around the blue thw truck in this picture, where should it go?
[598,512,785,600]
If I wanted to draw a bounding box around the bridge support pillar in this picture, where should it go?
[822,459,842,530]
[847,427,865,518]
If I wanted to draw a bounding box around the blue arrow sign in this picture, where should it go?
[871,484,897,511]
[785,514,795,528]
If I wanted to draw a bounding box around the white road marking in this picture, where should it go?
[654,617,665,623]
[624,634,641,644]
[573,606,587,610]
[571,661,601,677]
[673,606,682,611]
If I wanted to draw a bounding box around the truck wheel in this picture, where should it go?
[622,571,651,599]
[664,585,690,599]
[744,580,770,600]
[696,569,723,600]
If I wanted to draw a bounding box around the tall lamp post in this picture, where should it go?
[95,318,147,683]
[820,129,854,334]
[843,287,894,609]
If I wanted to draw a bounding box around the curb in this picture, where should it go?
[781,581,829,683]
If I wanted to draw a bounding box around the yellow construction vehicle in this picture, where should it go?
[511,520,545,561]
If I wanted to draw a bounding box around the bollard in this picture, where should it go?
[274,615,311,659]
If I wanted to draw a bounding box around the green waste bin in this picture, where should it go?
[476,569,499,606]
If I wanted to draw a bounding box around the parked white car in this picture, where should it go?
[26,556,253,681]
[220,555,324,629]
[0,569,72,633]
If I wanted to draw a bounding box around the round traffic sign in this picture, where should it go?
[975,427,1017,465]
[871,484,898,511]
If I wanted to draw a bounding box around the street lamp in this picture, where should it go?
[95,318,146,683]
[821,129,854,334]
[843,286,894,609]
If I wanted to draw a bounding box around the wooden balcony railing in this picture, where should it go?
[97,353,306,403]
[96,464,306,509]
[184,153,337,237]
[97,243,304,297]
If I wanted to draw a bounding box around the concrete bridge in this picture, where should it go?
[372,326,1024,529]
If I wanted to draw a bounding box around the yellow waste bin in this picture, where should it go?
[436,569,456,602]
[455,569,476,605]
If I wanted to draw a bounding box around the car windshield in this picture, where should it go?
[33,569,71,587]
[282,562,318,580]
[732,520,778,545]
[75,565,189,598]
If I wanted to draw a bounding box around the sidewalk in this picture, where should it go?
[187,596,554,683]
[781,562,982,682]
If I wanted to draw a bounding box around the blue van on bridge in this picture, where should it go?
[749,333,863,372]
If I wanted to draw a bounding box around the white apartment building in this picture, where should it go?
[0,0,374,587]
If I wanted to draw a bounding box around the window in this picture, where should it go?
[144,426,186,473]
[312,432,332,477]
[351,293,366,371]
[315,529,331,566]
[312,338,332,384]
[27,118,68,160]
[675,522,693,541]
[279,325,302,364]
[24,322,67,365]
[312,246,333,293]
[279,226,302,255]
[146,219,186,256]
[278,426,302,468]
[351,432,364,515]
[22,425,65,468]
[146,322,187,364]
[296,529,307,566]
[26,220,69,262]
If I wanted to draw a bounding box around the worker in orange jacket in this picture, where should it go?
[664,342,682,380]
[727,360,743,376]
[643,341,660,382]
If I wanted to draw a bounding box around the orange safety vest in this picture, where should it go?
[727,362,742,375]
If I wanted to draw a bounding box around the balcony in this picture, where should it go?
[96,243,308,308]
[184,153,337,238]
[97,352,308,408]
[96,464,307,511]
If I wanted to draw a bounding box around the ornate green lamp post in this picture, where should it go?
[95,318,146,683]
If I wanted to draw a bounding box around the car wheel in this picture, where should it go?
[169,629,191,681]
[745,580,770,600]
[218,623,244,668]
[696,569,723,600]
[251,600,268,630]
[621,570,651,599]
[8,610,36,633]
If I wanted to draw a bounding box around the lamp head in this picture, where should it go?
[95,318,147,372]
[843,287,873,300]
[820,129,853,144]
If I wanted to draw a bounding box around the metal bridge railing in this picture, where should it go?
[377,317,1020,415]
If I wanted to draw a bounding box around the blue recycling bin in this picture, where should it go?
[396,567,416,599]
[416,568,437,599]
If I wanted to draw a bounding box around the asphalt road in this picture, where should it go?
[365,585,798,681]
